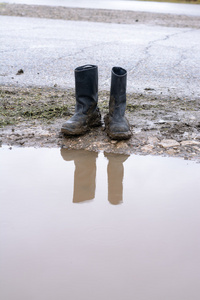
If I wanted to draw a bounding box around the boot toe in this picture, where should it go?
[105,117,132,140]
[61,115,88,135]
[61,110,101,136]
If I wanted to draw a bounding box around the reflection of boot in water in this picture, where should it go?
[104,152,129,205]
[60,149,98,203]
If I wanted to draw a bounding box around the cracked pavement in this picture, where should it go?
[0,14,200,99]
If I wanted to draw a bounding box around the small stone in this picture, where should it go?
[157,119,166,124]
[148,136,159,145]
[16,69,24,75]
[193,146,200,152]
[181,140,200,146]
[166,149,175,156]
[41,133,51,137]
[9,134,16,140]
[141,144,154,152]
[94,142,102,148]
[159,139,180,148]
[144,88,155,91]
[116,141,128,149]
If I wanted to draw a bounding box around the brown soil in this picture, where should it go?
[0,3,200,29]
[1,85,200,161]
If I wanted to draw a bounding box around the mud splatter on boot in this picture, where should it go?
[61,65,101,136]
[104,67,132,140]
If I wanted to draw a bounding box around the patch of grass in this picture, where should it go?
[126,103,165,112]
[22,105,70,119]
[127,104,143,112]
[0,87,73,127]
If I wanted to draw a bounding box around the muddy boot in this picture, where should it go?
[104,67,132,140]
[61,65,101,135]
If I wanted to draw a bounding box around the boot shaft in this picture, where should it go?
[75,65,98,114]
[61,64,101,136]
[109,67,127,117]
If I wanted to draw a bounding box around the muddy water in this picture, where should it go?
[1,147,200,300]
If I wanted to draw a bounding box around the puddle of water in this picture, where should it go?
[1,147,200,300]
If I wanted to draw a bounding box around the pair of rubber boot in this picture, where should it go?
[61,64,132,140]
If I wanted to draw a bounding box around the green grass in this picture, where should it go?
[0,88,71,127]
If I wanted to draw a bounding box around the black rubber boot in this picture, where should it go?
[61,65,101,135]
[104,67,132,140]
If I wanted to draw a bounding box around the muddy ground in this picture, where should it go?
[1,85,200,161]
[1,3,200,161]
[1,3,200,29]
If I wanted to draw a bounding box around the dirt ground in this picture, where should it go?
[1,3,200,161]
[0,3,200,28]
[1,85,200,161]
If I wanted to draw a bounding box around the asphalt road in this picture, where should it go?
[0,14,200,99]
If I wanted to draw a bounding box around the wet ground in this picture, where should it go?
[1,85,200,161]
[1,147,200,300]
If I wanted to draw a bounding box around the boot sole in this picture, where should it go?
[105,129,132,140]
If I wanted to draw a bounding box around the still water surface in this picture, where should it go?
[1,147,200,300]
